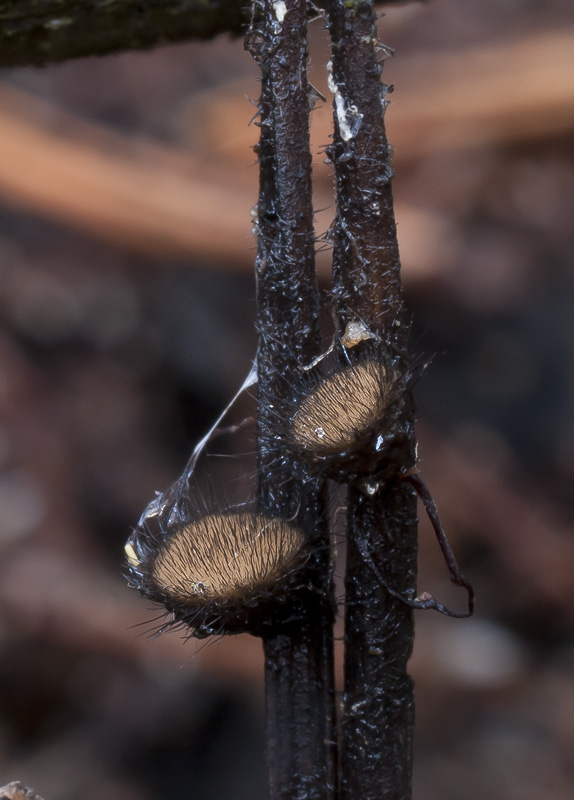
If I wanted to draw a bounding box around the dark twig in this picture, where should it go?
[0,0,417,67]
[246,1,337,798]
[407,474,475,618]
[325,0,418,798]
[0,0,248,66]
[352,475,474,619]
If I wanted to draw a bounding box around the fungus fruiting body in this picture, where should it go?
[125,497,311,638]
[289,350,414,488]
[286,334,474,618]
[124,363,320,639]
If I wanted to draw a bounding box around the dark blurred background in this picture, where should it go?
[0,0,573,798]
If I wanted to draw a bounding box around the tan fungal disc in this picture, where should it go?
[152,513,305,600]
[292,360,388,452]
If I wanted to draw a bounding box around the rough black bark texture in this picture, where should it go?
[263,619,337,800]
[325,1,418,798]
[0,0,248,66]
[247,1,337,798]
[0,0,414,67]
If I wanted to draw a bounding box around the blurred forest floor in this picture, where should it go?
[0,0,573,798]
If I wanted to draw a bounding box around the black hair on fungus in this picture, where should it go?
[125,499,311,639]
[124,361,324,639]
[288,350,415,488]
[292,359,394,453]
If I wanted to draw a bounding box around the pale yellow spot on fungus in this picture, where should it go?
[125,542,140,567]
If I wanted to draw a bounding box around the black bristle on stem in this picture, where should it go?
[324,0,417,798]
[246,0,338,798]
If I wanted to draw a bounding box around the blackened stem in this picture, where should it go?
[264,615,337,800]
[246,1,337,798]
[325,1,418,798]
[344,482,417,800]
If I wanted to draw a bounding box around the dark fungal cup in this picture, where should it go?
[285,324,474,618]
[291,359,392,453]
[125,499,311,638]
[124,363,316,639]
[289,349,414,488]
